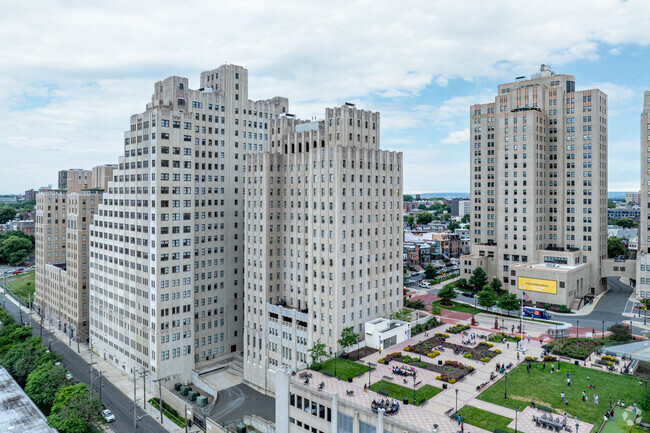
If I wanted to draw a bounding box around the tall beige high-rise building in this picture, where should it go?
[461,65,608,306]
[243,104,403,394]
[35,166,115,341]
[89,64,288,381]
[635,92,650,298]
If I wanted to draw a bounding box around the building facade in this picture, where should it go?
[89,64,288,382]
[35,167,113,342]
[636,92,650,298]
[243,104,403,394]
[462,65,608,304]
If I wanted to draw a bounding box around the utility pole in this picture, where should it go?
[152,376,169,425]
[141,369,150,410]
[98,371,103,404]
[185,403,188,433]
[89,336,97,398]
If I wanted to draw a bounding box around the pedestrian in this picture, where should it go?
[567,378,571,387]
[594,395,599,405]
[461,422,464,433]
[609,397,612,409]
[543,361,546,370]
[634,402,637,414]
[561,392,565,403]
[517,352,520,361]
[458,415,461,425]
[507,343,510,349]
[567,372,570,378]
[528,335,531,343]
[582,391,586,402]
[551,364,555,373]
[604,415,608,423]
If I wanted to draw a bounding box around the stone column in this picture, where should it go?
[376,408,384,432]
[330,393,338,433]
[274,365,291,433]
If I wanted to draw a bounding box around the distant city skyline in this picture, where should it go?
[1,1,649,193]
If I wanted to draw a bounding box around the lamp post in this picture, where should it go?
[502,318,505,330]
[575,422,579,433]
[602,320,605,341]
[515,406,518,433]
[577,320,580,339]
[504,371,508,399]
[334,351,338,379]
[455,388,458,415]
[413,373,417,405]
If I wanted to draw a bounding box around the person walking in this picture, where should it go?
[595,395,599,405]
[543,361,546,370]
[582,391,586,402]
[609,397,612,409]
[561,392,565,403]
[634,402,637,414]
[528,335,531,343]
[551,364,555,373]
[567,377,571,387]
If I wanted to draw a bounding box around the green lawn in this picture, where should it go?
[369,380,442,405]
[319,358,370,381]
[457,406,515,433]
[5,272,35,304]
[477,363,645,432]
[432,300,563,325]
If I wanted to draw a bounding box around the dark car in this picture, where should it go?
[461,291,475,298]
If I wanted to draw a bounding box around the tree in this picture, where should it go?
[430,303,441,316]
[489,277,503,293]
[613,218,638,228]
[456,278,469,291]
[437,285,457,306]
[477,287,498,309]
[0,235,33,265]
[403,195,414,202]
[47,384,102,433]
[424,265,438,280]
[461,214,470,224]
[608,323,632,342]
[338,327,359,354]
[417,203,428,210]
[25,362,70,412]
[607,236,626,258]
[393,308,413,322]
[404,298,426,310]
[405,216,415,228]
[1,336,53,385]
[308,339,327,365]
[448,220,461,232]
[468,267,488,291]
[0,205,16,224]
[497,293,520,316]
[416,212,434,225]
[607,201,616,209]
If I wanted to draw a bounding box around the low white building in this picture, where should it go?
[364,318,411,351]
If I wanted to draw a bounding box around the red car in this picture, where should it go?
[12,270,23,275]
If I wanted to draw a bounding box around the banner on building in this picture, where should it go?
[517,277,557,294]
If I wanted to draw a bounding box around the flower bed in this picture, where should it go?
[446,324,471,334]
[406,334,500,362]
[378,353,475,382]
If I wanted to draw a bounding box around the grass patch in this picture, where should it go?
[149,397,185,428]
[456,405,514,433]
[319,358,370,381]
[431,300,563,325]
[5,272,35,304]
[477,363,645,432]
[369,380,441,405]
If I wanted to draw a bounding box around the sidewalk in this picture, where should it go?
[3,288,187,433]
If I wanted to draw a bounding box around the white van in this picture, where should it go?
[418,281,431,288]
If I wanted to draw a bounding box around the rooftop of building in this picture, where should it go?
[515,261,586,272]
[0,367,56,433]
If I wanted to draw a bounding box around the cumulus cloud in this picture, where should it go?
[442,129,469,145]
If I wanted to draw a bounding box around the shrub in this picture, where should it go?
[558,305,572,313]
[404,346,410,352]
[478,341,494,347]
[463,353,472,358]
[446,324,471,334]
[402,355,413,363]
[310,362,322,371]
[494,349,502,354]
[480,357,490,363]
[418,362,428,368]
[427,351,440,358]
[378,359,386,364]
[449,378,456,384]
[524,356,535,361]
[606,361,613,367]
[543,355,557,361]
[601,354,616,362]
[436,375,442,380]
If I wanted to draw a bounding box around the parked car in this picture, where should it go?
[102,409,115,423]
[461,292,475,298]
[12,270,23,275]
[418,281,431,288]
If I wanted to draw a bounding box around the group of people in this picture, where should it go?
[371,399,399,414]
[495,362,512,373]
[392,365,417,377]
[581,391,599,404]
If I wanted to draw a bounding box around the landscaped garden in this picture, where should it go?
[456,406,515,433]
[477,362,647,432]
[378,350,475,383]
[317,358,370,381]
[369,380,442,405]
[405,333,501,362]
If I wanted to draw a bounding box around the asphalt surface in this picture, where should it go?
[0,290,168,433]
[210,383,275,426]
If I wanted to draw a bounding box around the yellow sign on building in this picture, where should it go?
[518,277,557,294]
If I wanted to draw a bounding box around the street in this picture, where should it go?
[0,289,168,433]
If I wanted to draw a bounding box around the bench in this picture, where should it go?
[415,381,422,387]
[382,375,395,381]
[444,407,455,416]
[537,405,553,413]
[322,371,333,377]
[299,372,310,379]
[494,429,508,433]
[378,389,390,396]
[590,364,604,369]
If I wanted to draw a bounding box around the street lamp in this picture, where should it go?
[334,351,338,379]
[602,320,605,341]
[504,371,508,399]
[515,406,518,433]
[413,373,417,405]
[455,388,458,415]
[577,320,580,339]
[575,422,579,433]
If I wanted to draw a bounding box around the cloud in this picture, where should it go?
[442,129,469,145]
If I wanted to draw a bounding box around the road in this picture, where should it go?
[0,289,168,433]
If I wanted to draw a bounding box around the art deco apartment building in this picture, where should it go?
[635,92,650,298]
[35,166,115,342]
[461,65,608,306]
[243,104,403,394]
[89,64,288,381]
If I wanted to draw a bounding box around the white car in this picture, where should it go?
[418,281,431,288]
[102,409,115,423]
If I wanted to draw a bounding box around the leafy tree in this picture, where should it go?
[404,216,415,228]
[456,278,469,291]
[416,212,434,225]
[607,236,626,258]
[477,287,498,309]
[613,218,638,228]
[468,267,488,291]
[607,201,616,209]
[461,214,470,224]
[0,205,16,224]
[424,265,437,280]
[1,336,54,385]
[447,220,461,232]
[403,195,414,202]
[338,327,359,354]
[308,339,327,365]
[497,292,520,316]
[489,277,503,292]
[392,308,413,322]
[25,362,70,412]
[0,323,31,356]
[404,298,426,310]
[47,384,102,433]
[608,323,632,342]
[0,235,33,265]
[437,285,457,306]
[417,203,428,210]
[641,298,650,311]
